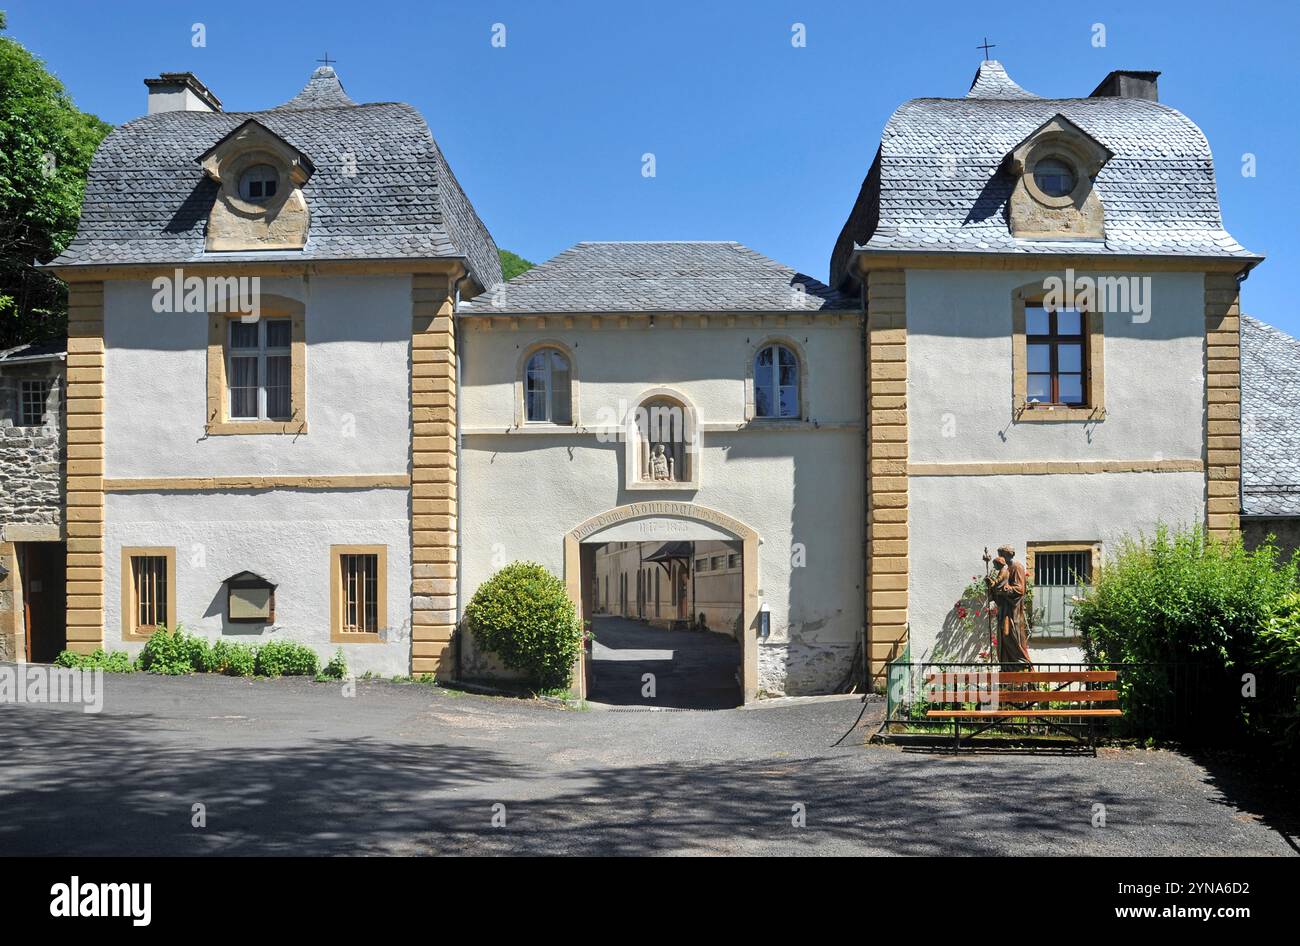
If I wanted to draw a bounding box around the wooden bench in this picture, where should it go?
[923,670,1122,748]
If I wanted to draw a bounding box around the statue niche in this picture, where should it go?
[638,397,690,485]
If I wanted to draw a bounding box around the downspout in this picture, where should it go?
[452,267,471,684]
[858,264,871,693]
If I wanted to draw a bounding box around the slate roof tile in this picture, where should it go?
[50,67,502,291]
[459,241,856,315]
[1242,315,1300,518]
[831,61,1259,287]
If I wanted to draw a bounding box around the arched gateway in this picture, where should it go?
[564,502,760,703]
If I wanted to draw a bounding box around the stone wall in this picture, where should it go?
[0,362,65,532]
[1244,517,1300,561]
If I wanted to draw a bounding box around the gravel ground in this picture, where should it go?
[0,667,1295,856]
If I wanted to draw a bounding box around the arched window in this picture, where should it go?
[754,343,800,419]
[524,347,572,424]
[239,164,279,203]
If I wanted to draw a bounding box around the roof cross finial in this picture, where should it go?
[977,38,996,61]
[317,53,336,68]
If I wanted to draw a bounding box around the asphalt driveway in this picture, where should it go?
[0,668,1295,856]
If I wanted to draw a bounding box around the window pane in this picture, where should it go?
[229,357,258,417]
[754,382,774,417]
[230,321,258,349]
[1027,344,1051,373]
[549,352,571,424]
[755,346,774,369]
[266,356,291,419]
[778,346,797,368]
[1026,374,1051,402]
[1057,374,1084,404]
[266,319,291,348]
[779,386,798,418]
[1057,344,1082,372]
[778,363,798,387]
[1057,309,1082,335]
[1026,307,1051,335]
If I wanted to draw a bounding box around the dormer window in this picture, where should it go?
[239,164,279,203]
[1032,157,1076,199]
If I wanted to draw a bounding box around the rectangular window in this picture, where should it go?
[1025,306,1087,407]
[695,557,708,572]
[121,547,177,639]
[1029,546,1096,640]
[728,553,740,569]
[710,555,725,571]
[19,379,50,426]
[331,545,387,641]
[228,318,292,421]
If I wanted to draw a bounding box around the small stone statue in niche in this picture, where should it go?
[648,443,674,481]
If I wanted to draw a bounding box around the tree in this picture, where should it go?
[0,12,112,348]
[498,248,533,282]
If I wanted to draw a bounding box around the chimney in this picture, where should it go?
[144,72,223,114]
[1089,70,1160,102]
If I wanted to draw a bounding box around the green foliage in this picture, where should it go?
[53,648,135,672]
[138,626,209,675]
[465,561,582,691]
[202,639,258,677]
[1073,524,1299,740]
[498,249,533,282]
[254,639,320,677]
[319,648,349,680]
[1258,592,1300,754]
[0,16,112,346]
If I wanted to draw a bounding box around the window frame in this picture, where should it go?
[746,337,808,423]
[120,546,177,641]
[227,317,293,422]
[1025,542,1100,642]
[1025,306,1087,408]
[206,295,307,435]
[330,544,388,643]
[522,346,572,425]
[18,378,52,427]
[515,340,578,428]
[1012,282,1105,422]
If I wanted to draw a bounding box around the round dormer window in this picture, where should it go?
[1032,158,1077,198]
[238,164,279,203]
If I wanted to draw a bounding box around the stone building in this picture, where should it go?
[1241,316,1300,557]
[0,339,67,662]
[34,59,1274,701]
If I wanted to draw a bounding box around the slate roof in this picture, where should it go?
[50,67,502,292]
[460,242,856,315]
[831,61,1260,287]
[1241,315,1300,518]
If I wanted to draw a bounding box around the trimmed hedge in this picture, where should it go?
[464,561,582,691]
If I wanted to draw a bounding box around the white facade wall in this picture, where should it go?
[904,269,1208,662]
[101,274,414,673]
[458,318,865,696]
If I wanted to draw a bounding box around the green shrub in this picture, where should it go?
[53,649,135,672]
[1258,592,1300,754]
[203,639,258,677]
[138,626,209,675]
[1073,525,1298,740]
[319,648,349,681]
[464,561,582,691]
[254,639,320,677]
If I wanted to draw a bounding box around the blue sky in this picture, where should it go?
[8,0,1299,336]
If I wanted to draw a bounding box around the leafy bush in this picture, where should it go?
[1073,525,1298,740]
[203,639,258,677]
[254,639,320,677]
[319,648,349,681]
[138,626,211,675]
[54,649,135,672]
[465,561,582,691]
[1258,592,1300,754]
